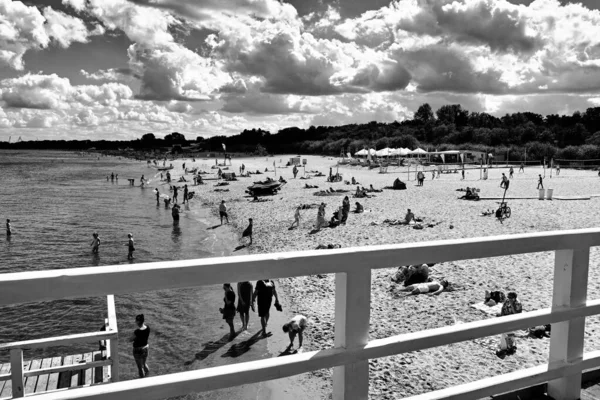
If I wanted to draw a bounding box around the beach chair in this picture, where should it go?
[379,166,388,174]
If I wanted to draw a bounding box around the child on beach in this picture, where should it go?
[219,200,229,225]
[283,315,308,351]
[127,233,135,259]
[242,218,253,245]
[290,206,301,228]
[6,219,11,236]
[90,232,100,253]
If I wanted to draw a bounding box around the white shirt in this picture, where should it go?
[289,315,307,332]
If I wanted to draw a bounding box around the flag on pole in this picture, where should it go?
[222,143,226,151]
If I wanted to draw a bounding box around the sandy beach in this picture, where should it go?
[161,155,600,399]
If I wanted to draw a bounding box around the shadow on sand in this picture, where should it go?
[233,244,247,252]
[184,333,236,365]
[208,224,222,230]
[221,331,271,358]
[278,347,298,357]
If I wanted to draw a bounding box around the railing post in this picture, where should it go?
[107,294,119,382]
[333,268,371,400]
[9,348,24,398]
[547,248,590,400]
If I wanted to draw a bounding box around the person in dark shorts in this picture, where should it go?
[237,281,254,331]
[220,283,237,340]
[129,314,150,378]
[127,233,135,259]
[219,200,229,224]
[252,279,280,336]
[242,218,253,245]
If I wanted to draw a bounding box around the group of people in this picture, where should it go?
[314,196,351,231]
[87,232,136,259]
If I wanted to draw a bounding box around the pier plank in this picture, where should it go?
[1,359,29,399]
[69,354,83,388]
[23,358,40,395]
[0,363,10,395]
[82,352,93,386]
[34,358,53,393]
[57,355,73,389]
[46,356,62,392]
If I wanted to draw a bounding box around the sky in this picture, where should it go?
[1,0,600,141]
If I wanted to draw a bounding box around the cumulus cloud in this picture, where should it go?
[1,73,133,109]
[81,68,140,82]
[0,0,95,70]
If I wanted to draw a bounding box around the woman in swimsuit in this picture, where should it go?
[399,280,448,296]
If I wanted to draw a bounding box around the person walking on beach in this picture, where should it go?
[237,281,254,331]
[220,283,237,340]
[519,162,524,173]
[498,292,522,354]
[283,315,308,351]
[509,167,514,179]
[90,232,100,253]
[556,164,560,175]
[315,203,326,231]
[173,186,178,203]
[155,189,160,205]
[290,206,301,229]
[219,200,229,225]
[130,314,150,378]
[461,169,465,180]
[341,196,350,224]
[242,218,253,245]
[183,185,188,204]
[500,173,508,189]
[293,165,298,179]
[127,233,135,259]
[166,171,171,183]
[6,219,11,236]
[253,279,280,337]
[537,174,544,189]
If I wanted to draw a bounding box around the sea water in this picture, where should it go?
[0,150,251,396]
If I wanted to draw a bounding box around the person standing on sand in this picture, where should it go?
[509,167,514,179]
[283,315,308,350]
[237,281,254,331]
[127,233,135,259]
[315,203,326,231]
[461,169,465,180]
[242,218,253,245]
[90,232,100,253]
[220,284,237,340]
[253,279,280,337]
[537,174,544,189]
[500,173,508,189]
[130,314,150,378]
[293,165,298,178]
[341,196,350,224]
[519,163,524,173]
[183,185,188,204]
[6,219,11,236]
[219,200,229,225]
[290,206,301,228]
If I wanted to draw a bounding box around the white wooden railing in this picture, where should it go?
[0,228,599,400]
[0,296,119,397]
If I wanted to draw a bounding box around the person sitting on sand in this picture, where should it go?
[399,280,448,296]
[403,209,416,224]
[354,202,364,213]
[498,292,522,354]
[351,177,357,185]
[355,185,361,197]
[279,176,287,183]
[283,315,308,350]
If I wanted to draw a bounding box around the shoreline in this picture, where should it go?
[155,161,329,400]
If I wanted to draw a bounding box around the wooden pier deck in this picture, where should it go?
[0,351,109,398]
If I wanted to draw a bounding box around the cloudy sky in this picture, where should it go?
[0,0,599,140]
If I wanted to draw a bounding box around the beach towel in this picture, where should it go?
[470,301,502,316]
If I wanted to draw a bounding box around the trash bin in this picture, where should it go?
[546,188,554,200]
[538,189,545,200]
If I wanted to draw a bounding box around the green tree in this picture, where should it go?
[414,103,434,123]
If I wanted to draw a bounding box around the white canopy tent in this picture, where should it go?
[355,149,368,156]
[375,147,393,157]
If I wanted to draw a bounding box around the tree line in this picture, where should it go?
[2,104,600,161]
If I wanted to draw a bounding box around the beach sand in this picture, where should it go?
[160,155,600,399]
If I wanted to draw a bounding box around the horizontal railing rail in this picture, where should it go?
[0,331,118,352]
[0,229,599,400]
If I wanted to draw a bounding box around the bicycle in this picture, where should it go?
[496,202,511,222]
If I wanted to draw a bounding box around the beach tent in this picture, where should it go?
[368,148,376,155]
[355,149,368,156]
[376,148,393,157]
[409,148,427,155]
[397,148,410,156]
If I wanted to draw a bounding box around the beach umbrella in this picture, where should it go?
[355,149,367,156]
[368,148,376,155]
[376,148,392,157]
